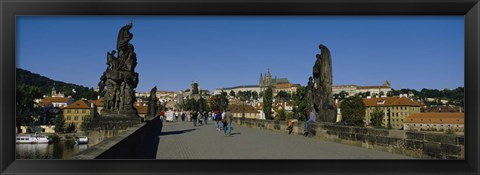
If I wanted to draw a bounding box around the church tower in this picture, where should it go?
[265,69,272,87]
[383,80,391,87]
[51,83,57,97]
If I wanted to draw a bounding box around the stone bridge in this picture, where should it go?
[72,117,464,159]
[156,120,411,159]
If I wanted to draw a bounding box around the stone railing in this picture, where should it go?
[233,118,464,159]
[70,116,162,159]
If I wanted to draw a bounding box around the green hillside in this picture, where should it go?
[16,68,99,100]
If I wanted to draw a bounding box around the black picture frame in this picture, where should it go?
[1,0,479,174]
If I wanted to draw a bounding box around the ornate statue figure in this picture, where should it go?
[308,44,336,123]
[305,76,315,112]
[98,22,139,118]
[107,50,117,70]
[147,86,158,118]
[117,22,133,55]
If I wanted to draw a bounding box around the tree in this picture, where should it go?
[65,123,76,133]
[229,90,236,97]
[17,68,99,100]
[387,91,395,97]
[80,115,93,131]
[263,87,273,120]
[220,91,229,111]
[340,96,366,127]
[276,109,287,121]
[209,95,222,112]
[54,113,65,133]
[182,98,197,111]
[338,91,349,100]
[16,84,43,133]
[370,108,384,128]
[291,86,307,121]
[198,96,209,112]
[379,91,385,97]
[275,90,290,102]
[252,91,259,101]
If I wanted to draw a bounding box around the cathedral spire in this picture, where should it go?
[259,72,263,86]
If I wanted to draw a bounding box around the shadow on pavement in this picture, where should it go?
[160,129,196,136]
[231,132,241,135]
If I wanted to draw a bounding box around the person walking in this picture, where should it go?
[303,109,316,136]
[224,108,233,136]
[214,111,221,130]
[159,111,165,121]
[192,111,198,126]
[203,111,208,125]
[198,111,203,125]
[174,110,178,121]
[181,112,185,121]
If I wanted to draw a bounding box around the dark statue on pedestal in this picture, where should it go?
[307,44,336,123]
[147,86,159,118]
[98,22,140,119]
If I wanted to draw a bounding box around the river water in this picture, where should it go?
[16,141,89,159]
[16,129,122,159]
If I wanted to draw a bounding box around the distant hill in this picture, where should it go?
[16,68,99,100]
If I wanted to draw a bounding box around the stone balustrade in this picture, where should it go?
[70,116,162,159]
[233,117,464,159]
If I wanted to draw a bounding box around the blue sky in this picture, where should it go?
[17,16,464,93]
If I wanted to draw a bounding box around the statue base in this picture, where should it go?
[85,109,142,130]
[101,109,140,118]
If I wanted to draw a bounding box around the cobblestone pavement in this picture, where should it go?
[156,120,414,159]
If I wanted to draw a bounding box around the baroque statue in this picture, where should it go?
[307,44,336,123]
[147,86,159,118]
[98,22,139,118]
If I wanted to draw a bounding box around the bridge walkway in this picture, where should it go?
[156,120,413,159]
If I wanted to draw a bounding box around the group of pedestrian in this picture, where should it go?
[212,109,233,136]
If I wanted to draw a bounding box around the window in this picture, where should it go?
[74,116,79,120]
[67,116,71,120]
[82,109,85,113]
[75,110,79,113]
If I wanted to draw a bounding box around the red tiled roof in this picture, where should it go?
[275,83,293,89]
[42,97,69,103]
[228,104,259,113]
[63,100,92,109]
[404,113,464,124]
[38,101,52,108]
[88,98,104,107]
[363,97,422,107]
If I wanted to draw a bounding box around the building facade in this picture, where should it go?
[213,85,261,96]
[228,103,260,119]
[63,100,97,128]
[214,69,299,97]
[403,113,464,132]
[363,96,422,129]
[333,81,392,97]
